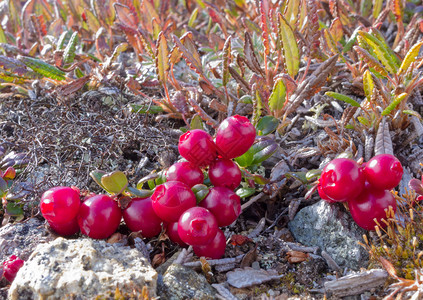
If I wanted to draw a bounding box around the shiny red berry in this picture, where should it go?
[193,229,226,259]
[151,181,196,223]
[166,222,188,247]
[48,217,80,236]
[77,194,122,239]
[178,207,218,246]
[40,186,81,224]
[320,158,365,202]
[178,129,217,167]
[199,186,241,227]
[364,154,403,190]
[348,184,396,231]
[3,255,24,282]
[166,162,204,188]
[208,159,242,190]
[123,197,163,238]
[317,185,336,203]
[215,115,256,159]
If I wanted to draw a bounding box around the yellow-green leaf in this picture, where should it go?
[363,69,374,102]
[188,7,199,27]
[382,93,408,116]
[398,41,423,75]
[325,92,361,107]
[283,0,300,27]
[278,13,299,77]
[323,28,338,54]
[155,32,169,83]
[268,78,286,114]
[373,0,383,19]
[329,18,343,44]
[358,31,398,74]
[354,46,388,77]
[101,171,128,194]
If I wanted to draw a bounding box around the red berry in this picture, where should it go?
[77,194,122,239]
[199,186,241,227]
[151,181,196,223]
[123,197,163,238]
[215,115,256,159]
[348,184,396,231]
[48,217,80,236]
[178,129,217,167]
[166,162,204,188]
[166,222,188,247]
[208,159,242,190]
[364,154,403,190]
[320,158,365,202]
[40,186,81,224]
[317,185,336,203]
[178,207,218,246]
[193,228,226,259]
[3,255,24,282]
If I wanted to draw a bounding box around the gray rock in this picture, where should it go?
[0,217,53,262]
[288,200,368,270]
[8,237,157,299]
[157,264,216,300]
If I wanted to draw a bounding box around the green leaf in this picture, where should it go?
[19,56,66,80]
[188,7,199,27]
[192,184,209,203]
[305,169,322,181]
[253,174,269,185]
[285,171,308,184]
[236,187,256,198]
[398,41,423,75]
[268,78,286,114]
[403,110,422,119]
[126,187,153,198]
[6,201,23,216]
[256,116,279,136]
[382,93,408,116]
[190,114,204,130]
[250,139,278,165]
[235,150,254,168]
[278,13,299,77]
[343,27,361,53]
[354,46,388,77]
[131,104,163,114]
[373,0,383,19]
[90,169,107,190]
[325,92,361,107]
[0,176,7,197]
[63,31,78,65]
[357,116,371,126]
[101,171,128,194]
[358,31,398,74]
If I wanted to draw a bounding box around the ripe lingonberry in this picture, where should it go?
[208,159,242,190]
[166,222,188,247]
[123,197,163,238]
[364,154,403,190]
[199,186,241,227]
[48,217,80,236]
[40,186,80,224]
[166,162,204,188]
[193,228,226,259]
[317,185,336,203]
[320,158,365,202]
[178,207,218,246]
[348,184,396,231]
[215,115,256,159]
[178,129,217,167]
[3,255,24,282]
[77,194,122,239]
[151,181,196,223]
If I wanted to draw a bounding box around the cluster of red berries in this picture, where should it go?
[318,154,403,230]
[40,115,256,260]
[2,255,24,282]
[153,115,256,259]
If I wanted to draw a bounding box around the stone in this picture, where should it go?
[8,237,157,299]
[288,200,368,270]
[157,264,216,300]
[0,217,53,262]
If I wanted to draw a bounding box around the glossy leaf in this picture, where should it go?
[398,41,423,75]
[268,78,286,114]
[236,187,256,198]
[90,169,107,190]
[278,13,299,77]
[190,114,204,130]
[325,92,361,107]
[192,184,209,203]
[155,32,169,84]
[256,116,279,136]
[126,187,154,198]
[382,93,408,116]
[101,170,129,194]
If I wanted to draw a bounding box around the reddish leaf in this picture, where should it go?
[113,3,138,30]
[244,32,264,76]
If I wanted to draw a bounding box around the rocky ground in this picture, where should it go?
[1,87,419,299]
